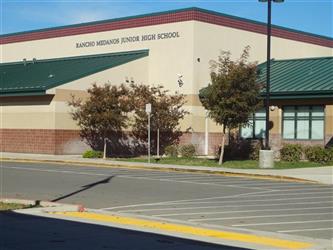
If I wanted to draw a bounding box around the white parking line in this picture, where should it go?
[189,212,333,222]
[153,206,333,217]
[237,190,333,197]
[118,175,272,190]
[4,166,270,191]
[4,166,110,176]
[266,187,333,192]
[236,182,324,187]
[278,227,333,233]
[105,196,333,209]
[101,190,275,210]
[165,177,259,182]
[118,201,333,213]
[238,184,328,189]
[232,219,333,227]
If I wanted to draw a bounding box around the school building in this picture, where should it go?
[0,7,332,155]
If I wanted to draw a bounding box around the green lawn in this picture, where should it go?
[0,202,29,211]
[113,157,333,169]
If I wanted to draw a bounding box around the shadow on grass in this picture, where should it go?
[0,211,249,250]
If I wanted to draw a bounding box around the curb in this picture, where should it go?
[0,198,85,212]
[1,157,318,184]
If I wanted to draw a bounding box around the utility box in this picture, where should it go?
[259,150,274,168]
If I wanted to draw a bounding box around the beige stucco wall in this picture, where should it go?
[2,21,196,95]
[192,21,332,133]
[193,22,332,93]
[325,105,333,136]
[0,99,56,129]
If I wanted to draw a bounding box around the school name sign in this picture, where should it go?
[76,31,180,48]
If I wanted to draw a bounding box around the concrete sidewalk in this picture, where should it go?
[1,152,332,184]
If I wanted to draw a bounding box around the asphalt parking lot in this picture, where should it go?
[2,161,333,241]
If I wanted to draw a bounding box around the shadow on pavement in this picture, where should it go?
[51,176,113,202]
[0,211,250,250]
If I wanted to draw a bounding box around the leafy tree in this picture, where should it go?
[199,46,261,164]
[130,84,189,154]
[68,83,132,152]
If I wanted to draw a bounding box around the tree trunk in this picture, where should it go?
[218,132,226,165]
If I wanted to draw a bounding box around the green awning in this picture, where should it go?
[0,49,149,96]
[257,56,333,99]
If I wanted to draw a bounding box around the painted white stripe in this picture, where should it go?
[154,206,333,217]
[278,227,333,233]
[167,177,258,182]
[189,212,333,222]
[104,195,333,210]
[118,175,271,190]
[232,219,333,227]
[240,185,333,193]
[233,190,333,197]
[101,190,274,210]
[119,201,333,213]
[174,191,333,202]
[4,166,270,191]
[5,166,109,176]
[237,182,327,187]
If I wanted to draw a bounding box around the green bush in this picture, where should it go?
[304,146,331,163]
[280,144,303,162]
[179,144,196,158]
[164,145,178,157]
[82,150,103,158]
[222,136,262,161]
[249,141,261,160]
[328,147,333,162]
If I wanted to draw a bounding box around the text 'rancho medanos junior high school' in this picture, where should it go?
[76,31,181,48]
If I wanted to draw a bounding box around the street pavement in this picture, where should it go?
[0,211,245,250]
[1,161,332,245]
[1,152,333,184]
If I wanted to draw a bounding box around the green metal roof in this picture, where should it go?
[0,50,149,96]
[257,57,333,99]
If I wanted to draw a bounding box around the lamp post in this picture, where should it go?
[259,0,284,150]
[258,0,284,168]
[145,103,152,163]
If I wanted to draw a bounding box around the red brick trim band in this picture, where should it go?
[0,129,81,154]
[1,9,332,48]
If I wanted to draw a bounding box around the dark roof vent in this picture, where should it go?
[23,58,27,66]
[32,58,37,64]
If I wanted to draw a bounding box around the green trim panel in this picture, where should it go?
[0,50,149,97]
[258,57,333,99]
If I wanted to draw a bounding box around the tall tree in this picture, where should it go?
[199,46,262,164]
[68,83,132,151]
[130,84,189,154]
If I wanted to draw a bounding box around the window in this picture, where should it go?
[282,106,324,140]
[241,109,266,139]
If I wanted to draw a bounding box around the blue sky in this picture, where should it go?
[1,0,332,38]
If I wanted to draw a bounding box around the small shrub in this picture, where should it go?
[280,144,303,162]
[304,146,331,163]
[82,150,103,158]
[249,141,261,160]
[328,147,333,162]
[164,145,178,157]
[219,137,261,161]
[179,144,196,158]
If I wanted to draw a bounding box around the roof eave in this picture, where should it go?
[0,90,46,97]
[260,92,333,100]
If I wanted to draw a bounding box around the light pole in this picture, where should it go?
[145,103,152,163]
[258,0,284,168]
[259,0,284,150]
